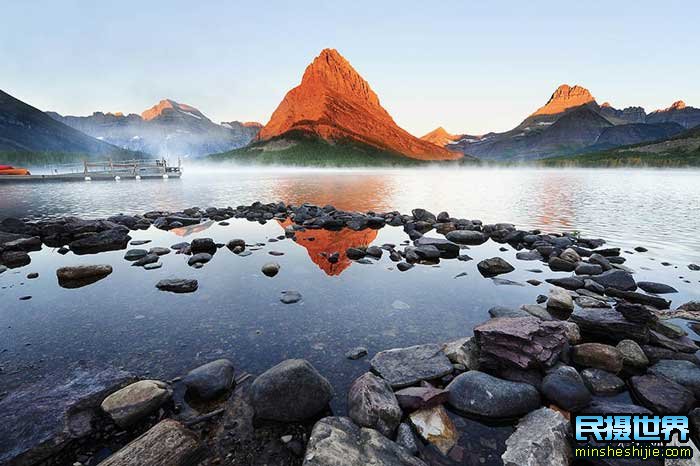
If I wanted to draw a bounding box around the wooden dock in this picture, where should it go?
[0,158,182,183]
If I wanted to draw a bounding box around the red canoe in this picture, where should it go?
[0,168,31,175]
[0,165,14,170]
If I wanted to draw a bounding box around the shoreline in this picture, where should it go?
[2,202,700,465]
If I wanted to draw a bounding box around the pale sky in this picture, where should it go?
[2,0,698,135]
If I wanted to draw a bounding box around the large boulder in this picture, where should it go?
[473,317,568,370]
[586,269,637,291]
[348,373,402,438]
[303,416,426,466]
[251,359,333,422]
[648,359,700,397]
[572,343,624,373]
[183,359,235,400]
[101,380,172,427]
[540,366,591,412]
[370,344,453,389]
[569,308,649,343]
[629,375,695,414]
[0,364,133,466]
[446,371,540,419]
[501,407,571,466]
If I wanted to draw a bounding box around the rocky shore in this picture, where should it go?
[2,202,700,465]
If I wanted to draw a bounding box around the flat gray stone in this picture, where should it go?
[370,344,453,389]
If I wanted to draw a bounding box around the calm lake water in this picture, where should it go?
[1,166,700,411]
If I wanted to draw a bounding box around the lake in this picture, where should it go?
[1,166,700,412]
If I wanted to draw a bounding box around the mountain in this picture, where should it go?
[441,84,699,161]
[0,89,131,158]
[252,48,461,161]
[646,101,700,129]
[542,124,700,167]
[48,99,261,158]
[420,127,461,146]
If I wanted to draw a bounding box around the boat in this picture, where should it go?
[0,158,181,183]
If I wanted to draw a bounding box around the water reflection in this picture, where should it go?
[278,219,378,276]
[170,220,216,237]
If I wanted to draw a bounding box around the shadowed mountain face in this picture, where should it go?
[0,89,126,156]
[256,49,461,161]
[278,219,378,276]
[47,100,261,158]
[436,84,700,161]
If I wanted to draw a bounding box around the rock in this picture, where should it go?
[412,245,441,261]
[446,371,540,419]
[648,360,700,397]
[540,366,591,412]
[441,337,479,370]
[227,239,246,251]
[412,208,436,223]
[445,230,487,245]
[649,329,697,353]
[370,344,453,389]
[409,405,458,455]
[575,263,603,275]
[190,237,216,254]
[629,375,695,414]
[303,416,426,466]
[581,368,625,396]
[521,304,554,320]
[394,386,450,412]
[488,306,529,318]
[587,269,637,291]
[101,380,172,428]
[69,228,131,255]
[56,264,113,288]
[516,250,542,261]
[183,359,235,400]
[148,247,170,256]
[643,345,700,365]
[0,364,133,466]
[346,248,366,260]
[187,252,212,266]
[477,257,515,277]
[280,290,302,304]
[616,339,649,369]
[606,288,671,309]
[582,400,651,415]
[548,257,576,272]
[547,287,573,313]
[584,278,606,294]
[99,419,203,466]
[560,321,582,344]
[155,278,198,293]
[559,248,581,263]
[638,281,678,294]
[124,249,148,261]
[572,343,624,373]
[143,262,162,270]
[569,307,649,343]
[689,264,700,271]
[474,317,568,370]
[396,423,418,455]
[413,236,460,256]
[0,265,6,274]
[545,277,584,290]
[261,262,280,277]
[348,373,402,437]
[1,250,30,268]
[132,253,159,267]
[397,262,413,272]
[574,295,610,308]
[501,407,571,466]
[345,347,368,360]
[251,359,333,422]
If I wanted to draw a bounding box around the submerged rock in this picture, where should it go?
[155,278,198,293]
[0,364,133,466]
[280,290,302,304]
[56,264,113,288]
[251,359,333,422]
[370,344,453,389]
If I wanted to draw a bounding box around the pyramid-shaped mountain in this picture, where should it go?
[256,49,461,161]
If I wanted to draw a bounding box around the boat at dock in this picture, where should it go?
[0,158,182,182]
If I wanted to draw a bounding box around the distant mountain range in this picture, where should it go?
[424,84,700,161]
[0,90,128,157]
[47,100,261,158]
[2,50,700,165]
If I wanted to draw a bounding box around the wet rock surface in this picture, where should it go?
[370,344,453,389]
